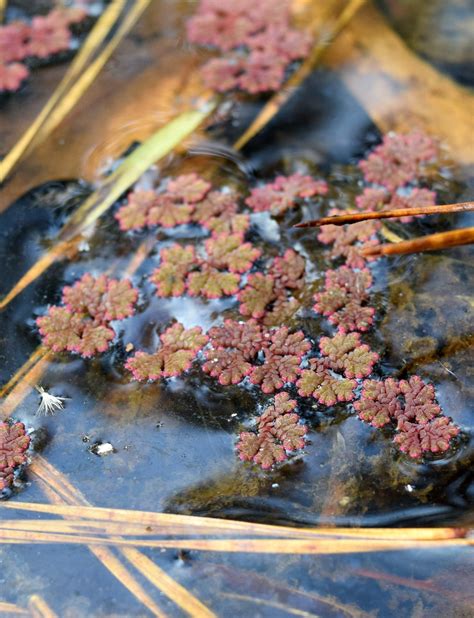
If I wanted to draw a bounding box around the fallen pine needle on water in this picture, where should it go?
[35,386,69,416]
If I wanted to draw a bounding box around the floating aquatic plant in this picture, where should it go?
[0,421,30,491]
[359,131,439,192]
[203,320,265,385]
[313,266,375,333]
[115,173,212,231]
[126,322,208,381]
[238,249,306,324]
[245,173,328,216]
[317,209,381,269]
[237,393,306,469]
[249,326,311,393]
[37,274,138,357]
[186,0,312,94]
[296,332,378,405]
[202,320,310,393]
[150,234,260,300]
[355,376,459,458]
[0,7,88,92]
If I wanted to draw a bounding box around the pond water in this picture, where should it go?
[0,1,473,616]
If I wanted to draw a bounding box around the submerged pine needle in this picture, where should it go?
[34,386,69,416]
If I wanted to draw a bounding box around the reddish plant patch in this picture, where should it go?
[355,376,459,458]
[313,266,375,333]
[0,421,30,491]
[246,173,328,216]
[237,393,306,469]
[203,320,310,393]
[186,0,312,94]
[203,320,265,385]
[150,234,261,300]
[249,326,311,393]
[318,209,381,270]
[296,332,378,405]
[359,131,438,192]
[0,7,87,92]
[37,274,138,358]
[238,249,306,325]
[126,322,208,381]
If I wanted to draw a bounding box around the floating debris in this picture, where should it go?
[35,386,69,416]
[89,441,115,457]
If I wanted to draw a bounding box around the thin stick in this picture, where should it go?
[233,0,368,151]
[221,592,318,618]
[27,595,58,618]
[0,601,27,615]
[30,457,215,617]
[295,202,474,227]
[1,502,469,542]
[0,528,471,553]
[362,227,474,257]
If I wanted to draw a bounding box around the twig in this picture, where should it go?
[362,227,474,257]
[295,202,474,227]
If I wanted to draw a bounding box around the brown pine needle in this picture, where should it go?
[362,227,474,257]
[121,550,216,618]
[0,351,52,421]
[295,202,474,227]
[0,0,129,183]
[36,0,153,148]
[221,592,319,618]
[0,527,471,553]
[0,601,27,615]
[29,457,214,617]
[233,0,368,151]
[27,595,58,618]
[0,345,49,399]
[1,502,470,542]
[31,464,168,618]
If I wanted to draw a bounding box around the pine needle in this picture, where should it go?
[0,528,470,553]
[27,595,58,618]
[295,202,474,227]
[0,350,52,421]
[0,601,27,615]
[121,550,216,618]
[362,227,474,257]
[221,592,319,618]
[29,457,214,617]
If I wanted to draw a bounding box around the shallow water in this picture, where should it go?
[0,0,473,616]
